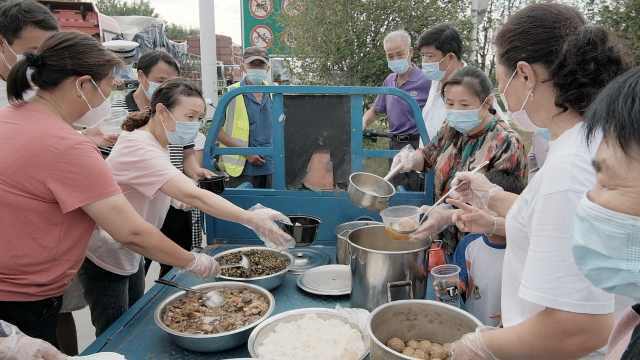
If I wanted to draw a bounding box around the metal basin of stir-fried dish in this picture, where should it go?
[214,247,293,290]
[154,282,275,353]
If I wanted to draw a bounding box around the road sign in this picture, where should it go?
[242,0,290,55]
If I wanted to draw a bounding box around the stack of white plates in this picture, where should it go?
[296,264,351,296]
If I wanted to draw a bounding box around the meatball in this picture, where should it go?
[386,337,406,352]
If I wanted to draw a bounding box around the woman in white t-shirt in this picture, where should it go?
[446,4,631,360]
[78,79,294,335]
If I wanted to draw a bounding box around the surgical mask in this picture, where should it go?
[76,78,110,128]
[0,39,24,70]
[445,108,482,134]
[245,69,268,84]
[500,70,536,132]
[388,59,410,74]
[422,59,446,81]
[572,195,640,299]
[144,80,161,100]
[536,128,550,141]
[161,112,200,145]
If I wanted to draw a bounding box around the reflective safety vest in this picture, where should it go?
[219,82,249,177]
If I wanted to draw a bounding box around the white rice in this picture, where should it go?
[256,314,366,360]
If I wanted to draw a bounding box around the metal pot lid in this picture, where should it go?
[297,264,351,296]
[287,247,330,274]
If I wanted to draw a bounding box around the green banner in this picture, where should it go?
[242,0,292,55]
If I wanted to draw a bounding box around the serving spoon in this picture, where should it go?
[155,279,225,307]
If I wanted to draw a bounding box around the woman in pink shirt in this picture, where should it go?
[78,78,294,335]
[0,31,291,348]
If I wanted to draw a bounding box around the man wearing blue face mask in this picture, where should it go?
[577,68,640,360]
[362,30,430,191]
[218,46,274,188]
[416,24,465,143]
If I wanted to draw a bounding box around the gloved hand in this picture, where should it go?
[0,322,66,360]
[410,205,454,241]
[244,204,295,250]
[450,172,502,209]
[450,326,498,360]
[185,253,220,278]
[390,145,424,174]
[448,198,498,235]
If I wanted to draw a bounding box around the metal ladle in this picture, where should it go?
[155,279,226,307]
[219,254,250,271]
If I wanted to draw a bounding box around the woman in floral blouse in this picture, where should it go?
[393,66,526,251]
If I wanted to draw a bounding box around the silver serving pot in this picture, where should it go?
[348,172,396,211]
[214,247,293,290]
[154,282,275,353]
[368,300,483,359]
[348,225,431,310]
[335,220,380,265]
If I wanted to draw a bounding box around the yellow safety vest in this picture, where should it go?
[219,82,249,177]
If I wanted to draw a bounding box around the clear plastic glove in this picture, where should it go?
[410,205,454,241]
[451,326,498,360]
[245,204,295,250]
[450,172,502,209]
[390,145,424,174]
[448,198,497,235]
[171,198,194,211]
[0,322,66,360]
[184,253,220,278]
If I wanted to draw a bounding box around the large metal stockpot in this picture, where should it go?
[348,225,431,310]
[154,282,275,353]
[368,300,483,360]
[335,220,380,265]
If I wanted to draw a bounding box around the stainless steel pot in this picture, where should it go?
[368,300,483,359]
[348,225,431,310]
[335,220,380,265]
[348,172,396,211]
[154,282,275,353]
[213,247,294,291]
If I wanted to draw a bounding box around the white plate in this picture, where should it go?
[297,264,351,296]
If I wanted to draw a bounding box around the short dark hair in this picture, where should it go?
[485,170,525,195]
[441,66,493,104]
[122,78,204,131]
[585,68,640,156]
[495,3,630,115]
[7,31,122,102]
[0,0,58,44]
[136,50,180,76]
[417,23,463,60]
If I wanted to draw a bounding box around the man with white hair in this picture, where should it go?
[363,30,430,190]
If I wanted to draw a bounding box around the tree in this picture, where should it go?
[279,0,473,86]
[166,23,199,42]
[597,0,640,64]
[96,0,159,17]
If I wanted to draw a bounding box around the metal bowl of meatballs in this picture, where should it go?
[154,281,275,353]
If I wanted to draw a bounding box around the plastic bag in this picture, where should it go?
[335,305,372,353]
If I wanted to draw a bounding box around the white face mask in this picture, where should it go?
[144,80,161,100]
[0,39,24,71]
[500,70,537,132]
[76,78,110,128]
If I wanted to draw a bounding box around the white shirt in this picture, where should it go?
[86,130,182,275]
[502,122,614,327]
[420,79,445,145]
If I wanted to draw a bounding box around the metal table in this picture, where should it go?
[82,245,350,359]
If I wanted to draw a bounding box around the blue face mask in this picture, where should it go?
[445,108,482,134]
[388,59,410,74]
[144,80,161,100]
[162,112,200,146]
[422,61,445,81]
[536,128,551,141]
[245,68,268,84]
[572,195,640,299]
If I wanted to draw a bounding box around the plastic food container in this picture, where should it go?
[380,205,421,234]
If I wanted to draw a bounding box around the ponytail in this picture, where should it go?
[6,53,38,102]
[122,111,151,132]
[550,25,631,115]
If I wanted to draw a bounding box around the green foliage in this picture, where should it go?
[598,0,640,64]
[279,0,473,87]
[166,23,199,42]
[96,0,158,17]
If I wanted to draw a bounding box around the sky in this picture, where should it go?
[150,0,242,44]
